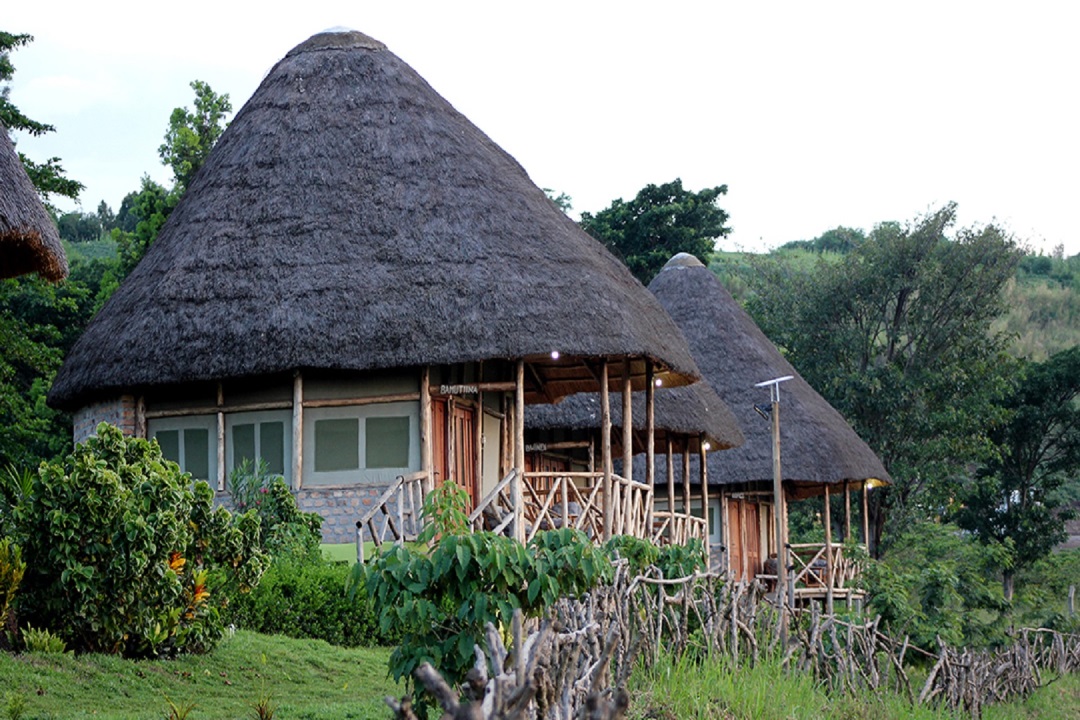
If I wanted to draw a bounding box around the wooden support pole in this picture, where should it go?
[771,395,788,646]
[291,373,303,491]
[420,366,433,495]
[217,382,226,492]
[666,438,675,543]
[700,433,710,566]
[645,361,655,540]
[862,482,871,552]
[824,483,834,615]
[622,359,633,536]
[514,360,525,544]
[600,361,613,541]
[474,389,483,509]
[682,439,691,541]
[844,479,851,542]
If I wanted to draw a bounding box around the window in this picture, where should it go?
[304,402,419,485]
[226,411,290,480]
[148,416,216,483]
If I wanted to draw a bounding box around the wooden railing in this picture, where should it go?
[786,542,864,595]
[650,510,708,547]
[355,470,428,562]
[468,469,519,536]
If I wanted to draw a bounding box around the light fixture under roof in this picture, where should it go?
[550,350,560,360]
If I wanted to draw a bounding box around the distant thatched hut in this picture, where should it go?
[0,126,67,282]
[526,381,742,552]
[48,31,701,544]
[647,254,889,599]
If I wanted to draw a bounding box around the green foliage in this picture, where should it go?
[3,690,27,720]
[862,520,1009,648]
[224,557,391,647]
[162,696,197,720]
[0,538,24,639]
[229,458,322,562]
[361,528,613,692]
[55,211,104,243]
[955,346,1080,598]
[417,481,470,542]
[158,80,232,192]
[20,624,67,654]
[111,175,178,278]
[779,225,867,255]
[11,424,269,657]
[1,31,83,204]
[581,179,730,284]
[605,535,660,573]
[746,204,1022,547]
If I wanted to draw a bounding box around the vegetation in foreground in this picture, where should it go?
[628,651,1080,720]
[0,630,399,720]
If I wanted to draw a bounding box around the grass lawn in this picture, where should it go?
[0,631,399,720]
[321,542,428,565]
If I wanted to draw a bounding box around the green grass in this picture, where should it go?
[0,631,399,720]
[628,651,1080,720]
[320,541,428,564]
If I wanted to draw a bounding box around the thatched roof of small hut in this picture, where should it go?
[0,126,67,282]
[646,253,889,493]
[527,378,744,454]
[48,30,701,410]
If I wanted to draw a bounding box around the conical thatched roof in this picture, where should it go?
[48,30,701,410]
[527,378,743,454]
[0,126,67,282]
[647,253,889,492]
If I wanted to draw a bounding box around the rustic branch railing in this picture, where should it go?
[786,542,864,595]
[649,510,708,547]
[468,469,519,536]
[355,470,428,563]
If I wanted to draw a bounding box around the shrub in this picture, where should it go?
[21,624,67,654]
[0,538,24,638]
[229,459,322,562]
[12,423,269,657]
[225,558,390,647]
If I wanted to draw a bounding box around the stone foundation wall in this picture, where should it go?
[297,485,406,545]
[73,396,138,443]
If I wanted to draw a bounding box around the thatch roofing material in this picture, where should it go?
[0,126,67,282]
[527,380,744,454]
[49,30,700,410]
[647,253,889,490]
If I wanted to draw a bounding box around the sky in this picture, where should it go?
[6,1,1079,256]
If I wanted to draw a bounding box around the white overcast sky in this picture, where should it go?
[6,1,1078,256]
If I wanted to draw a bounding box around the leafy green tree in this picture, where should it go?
[747,204,1022,551]
[112,175,177,277]
[581,179,730,284]
[954,346,1080,600]
[56,211,103,243]
[1,31,83,204]
[542,187,573,214]
[158,79,232,192]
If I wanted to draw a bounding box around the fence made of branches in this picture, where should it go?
[388,563,1080,720]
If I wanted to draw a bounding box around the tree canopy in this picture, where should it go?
[158,80,232,192]
[580,179,730,284]
[746,203,1023,549]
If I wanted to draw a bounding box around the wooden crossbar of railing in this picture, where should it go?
[356,470,428,563]
[786,542,865,593]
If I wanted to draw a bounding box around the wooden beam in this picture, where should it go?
[824,483,834,615]
[622,358,633,535]
[844,479,851,542]
[666,437,675,541]
[304,392,420,408]
[216,382,226,493]
[700,432,710,566]
[514,360,525,543]
[645,360,655,542]
[600,360,613,541]
[421,366,433,495]
[292,372,303,492]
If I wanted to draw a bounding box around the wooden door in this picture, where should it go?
[744,503,762,580]
[452,402,477,509]
[433,398,448,489]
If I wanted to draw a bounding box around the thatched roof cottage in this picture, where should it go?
[49,30,702,544]
[646,254,889,600]
[1,126,67,282]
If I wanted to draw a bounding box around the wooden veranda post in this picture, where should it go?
[682,440,691,539]
[216,382,226,492]
[421,366,433,494]
[844,479,851,542]
[666,438,675,542]
[645,361,655,539]
[700,433,710,565]
[292,372,303,491]
[824,483,834,615]
[600,361,613,541]
[514,360,525,543]
[621,359,633,536]
[862,482,871,554]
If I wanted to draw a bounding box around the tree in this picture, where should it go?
[158,79,232,192]
[112,176,176,278]
[542,188,573,214]
[1,31,83,204]
[747,204,1022,551]
[580,179,730,284]
[954,346,1080,600]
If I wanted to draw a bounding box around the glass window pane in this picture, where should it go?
[366,416,410,469]
[184,429,210,480]
[156,430,180,465]
[233,423,256,469]
[315,418,359,472]
[260,422,285,476]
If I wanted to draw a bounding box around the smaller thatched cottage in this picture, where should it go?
[48,31,702,547]
[0,126,67,282]
[644,254,890,602]
[524,380,743,552]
